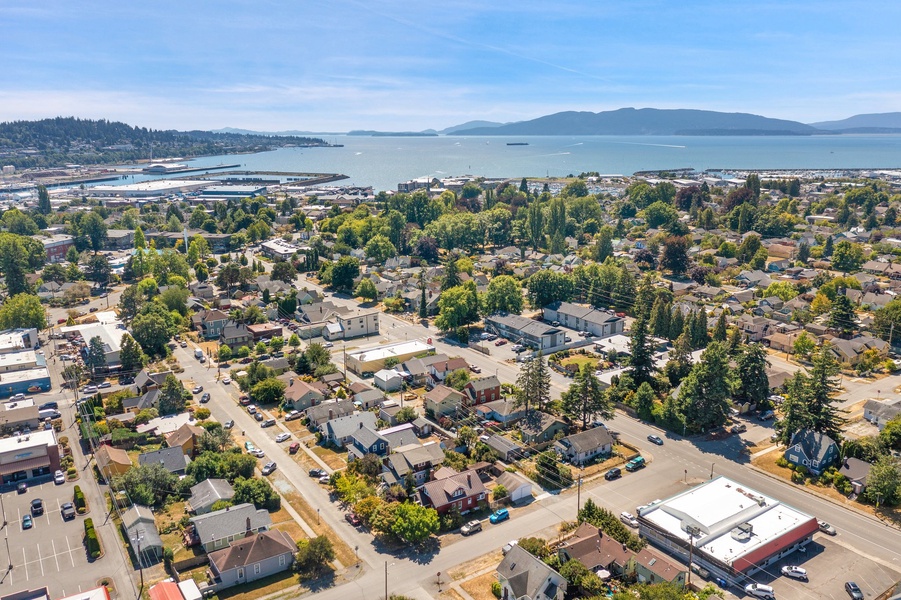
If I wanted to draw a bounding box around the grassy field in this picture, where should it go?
[280,489,357,568]
[311,445,348,471]
[559,354,599,370]
[460,572,499,600]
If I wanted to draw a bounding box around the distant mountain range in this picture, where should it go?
[216,109,901,137]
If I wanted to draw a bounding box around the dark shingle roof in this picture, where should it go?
[138,446,191,473]
[209,529,295,572]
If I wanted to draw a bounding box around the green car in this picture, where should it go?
[244,441,255,452]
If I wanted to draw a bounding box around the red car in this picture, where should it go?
[57,318,67,324]
[494,339,507,346]
[239,395,251,406]
[345,512,361,527]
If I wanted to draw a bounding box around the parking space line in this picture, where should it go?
[21,548,26,581]
[52,539,59,572]
[36,544,43,577]
[66,535,75,568]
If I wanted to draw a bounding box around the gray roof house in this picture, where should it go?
[323,412,378,448]
[838,457,873,496]
[382,442,445,487]
[138,446,191,474]
[785,430,839,476]
[520,412,568,450]
[475,398,526,426]
[122,505,164,565]
[207,530,296,590]
[188,479,235,515]
[189,503,272,553]
[863,398,901,430]
[485,434,526,462]
[134,370,172,395]
[304,400,355,429]
[554,427,614,466]
[497,544,567,600]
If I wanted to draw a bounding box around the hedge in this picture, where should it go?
[74,485,87,513]
[84,518,101,559]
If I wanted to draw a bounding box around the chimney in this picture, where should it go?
[245,517,252,536]
[328,409,334,420]
[359,422,364,429]
[289,378,294,386]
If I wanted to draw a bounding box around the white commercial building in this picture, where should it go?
[345,340,434,375]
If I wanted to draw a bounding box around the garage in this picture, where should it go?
[494,471,533,504]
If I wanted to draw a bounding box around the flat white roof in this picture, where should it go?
[61,321,126,353]
[0,367,50,384]
[0,428,56,453]
[0,350,42,369]
[348,340,434,362]
[639,476,815,565]
[0,332,28,352]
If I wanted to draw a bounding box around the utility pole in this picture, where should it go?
[686,526,700,588]
[132,534,145,591]
[710,462,715,480]
[576,470,583,517]
[385,561,388,600]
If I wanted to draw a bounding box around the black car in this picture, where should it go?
[309,468,327,478]
[16,482,27,494]
[200,393,211,403]
[119,376,134,385]
[30,498,44,516]
[604,467,621,481]
[39,402,59,411]
[845,582,864,600]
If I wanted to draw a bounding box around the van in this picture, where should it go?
[39,409,61,421]
[625,456,646,472]
[194,348,204,359]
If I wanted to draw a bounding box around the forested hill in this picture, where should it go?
[0,117,328,169]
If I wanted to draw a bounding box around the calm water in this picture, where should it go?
[128,134,901,192]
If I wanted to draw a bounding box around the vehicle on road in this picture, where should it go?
[781,566,807,580]
[494,339,507,346]
[40,402,59,411]
[744,583,775,599]
[180,341,187,348]
[261,462,277,475]
[275,433,291,443]
[730,423,747,434]
[647,434,664,445]
[22,514,32,529]
[200,393,210,403]
[324,342,334,348]
[318,475,331,484]
[469,364,481,373]
[98,381,111,389]
[625,456,646,472]
[244,441,255,451]
[222,377,232,384]
[818,521,837,535]
[758,410,775,421]
[82,385,98,394]
[605,467,621,480]
[239,395,251,405]
[261,419,276,428]
[845,582,863,599]
[345,512,362,527]
[57,318,67,324]
[246,405,257,414]
[619,512,639,528]
[54,470,65,485]
[309,468,327,478]
[192,385,203,394]
[199,355,206,363]
[501,540,518,555]
[61,502,76,520]
[89,307,98,313]
[119,376,134,385]
[489,508,509,524]
[224,420,234,429]
[461,520,482,535]
[194,348,204,359]
[31,498,44,516]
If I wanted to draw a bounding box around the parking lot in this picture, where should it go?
[0,477,102,598]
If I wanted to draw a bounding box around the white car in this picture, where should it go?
[323,342,333,348]
[54,470,66,485]
[619,511,639,528]
[275,433,291,443]
[250,449,265,458]
[744,583,775,599]
[781,566,807,580]
[222,377,232,385]
[501,540,518,555]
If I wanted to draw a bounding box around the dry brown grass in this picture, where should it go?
[448,550,504,581]
[271,520,307,542]
[311,445,347,471]
[441,589,467,600]
[216,570,300,600]
[280,490,357,568]
[460,572,499,600]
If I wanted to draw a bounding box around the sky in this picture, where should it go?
[2,0,900,132]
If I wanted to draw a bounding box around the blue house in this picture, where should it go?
[346,425,389,461]
[784,429,839,476]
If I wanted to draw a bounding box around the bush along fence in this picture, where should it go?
[84,518,102,559]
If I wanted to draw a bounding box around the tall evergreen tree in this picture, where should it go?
[649,296,671,339]
[663,333,693,387]
[37,185,51,215]
[633,274,656,320]
[828,293,857,338]
[561,364,613,430]
[515,353,551,413]
[775,373,812,446]
[712,312,727,342]
[727,326,743,355]
[682,310,695,346]
[733,343,770,408]
[823,236,834,257]
[628,315,655,388]
[668,309,684,341]
[441,255,460,291]
[805,344,845,440]
[634,382,656,422]
[692,309,709,349]
[677,341,732,433]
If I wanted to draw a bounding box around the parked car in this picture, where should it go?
[224,420,234,429]
[461,520,482,535]
[818,520,837,535]
[309,468,327,478]
[22,514,32,530]
[323,342,334,348]
[82,385,98,394]
[625,456,646,472]
[254,412,265,422]
[200,393,211,403]
[89,307,98,313]
[479,332,491,341]
[730,423,747,434]
[744,583,775,600]
[275,433,291,443]
[647,434,664,445]
[494,339,507,346]
[239,395,251,405]
[180,341,188,348]
[192,385,203,394]
[318,475,331,484]
[250,449,265,458]
[119,376,134,385]
[17,482,27,494]
[61,502,76,520]
[501,540,518,555]
[781,566,808,580]
[222,377,232,385]
[345,512,362,527]
[469,364,481,373]
[54,470,65,485]
[285,410,302,421]
[845,582,864,600]
[246,405,257,414]
[40,402,59,411]
[244,441,255,451]
[260,418,276,428]
[758,410,775,421]
[240,357,253,364]
[604,467,621,481]
[31,498,44,516]
[261,462,277,475]
[511,344,524,352]
[289,442,301,454]
[619,512,639,528]
[98,381,111,389]
[489,508,509,524]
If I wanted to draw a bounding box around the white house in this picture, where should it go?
[374,369,403,392]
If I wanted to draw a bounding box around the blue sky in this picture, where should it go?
[2,1,900,131]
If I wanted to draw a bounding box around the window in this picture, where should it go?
[254,563,261,575]
[237,568,245,580]
[279,554,286,566]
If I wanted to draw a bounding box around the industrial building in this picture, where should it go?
[637,476,818,586]
[90,179,209,197]
[345,340,434,375]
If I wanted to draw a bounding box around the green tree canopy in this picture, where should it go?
[483,275,523,314]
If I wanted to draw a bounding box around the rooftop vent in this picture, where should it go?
[730,522,753,542]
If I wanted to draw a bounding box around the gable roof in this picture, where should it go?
[557,427,614,454]
[466,375,500,394]
[208,529,295,572]
[325,411,377,440]
[350,426,387,450]
[384,443,445,479]
[304,399,355,423]
[190,503,272,546]
[95,444,132,469]
[838,457,872,485]
[425,385,466,405]
[285,378,325,402]
[521,411,565,435]
[189,479,234,512]
[558,522,632,570]
[497,544,565,600]
[134,369,171,390]
[420,468,485,507]
[494,470,532,492]
[122,505,163,550]
[788,429,838,464]
[138,446,192,473]
[165,423,205,449]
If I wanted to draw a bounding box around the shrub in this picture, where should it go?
[491,581,502,599]
[67,467,77,477]
[493,484,508,501]
[84,518,101,558]
[775,456,790,468]
[791,470,806,484]
[163,546,174,566]
[74,485,87,512]
[194,407,211,420]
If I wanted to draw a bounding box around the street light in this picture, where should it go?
[131,533,145,591]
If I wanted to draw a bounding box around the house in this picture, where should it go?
[353,389,385,410]
[763,331,799,353]
[138,447,192,475]
[542,302,625,339]
[164,423,206,457]
[95,444,132,477]
[485,314,565,351]
[475,398,526,427]
[322,308,379,341]
[246,323,283,341]
[628,547,688,587]
[189,282,215,300]
[191,310,229,339]
[323,412,378,448]
[494,471,533,504]
[520,412,568,449]
[121,505,163,565]
[207,529,296,589]
[785,429,839,476]
[379,422,421,449]
[497,544,567,600]
[464,375,501,406]
[374,369,403,392]
[402,354,448,385]
[148,581,182,600]
[425,385,466,417]
[304,400,355,429]
[346,424,389,461]
[827,335,890,367]
[429,357,470,382]
[838,457,873,496]
[284,378,325,412]
[123,389,160,413]
[557,522,632,578]
[418,468,486,515]
[554,427,614,466]
[220,323,252,349]
[189,503,272,553]
[188,479,235,515]
[133,369,172,394]
[382,442,445,487]
[485,434,526,462]
[863,398,901,430]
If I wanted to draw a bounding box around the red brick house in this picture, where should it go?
[418,468,486,515]
[464,375,501,406]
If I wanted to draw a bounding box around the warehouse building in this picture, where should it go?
[637,476,818,586]
[345,340,434,375]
